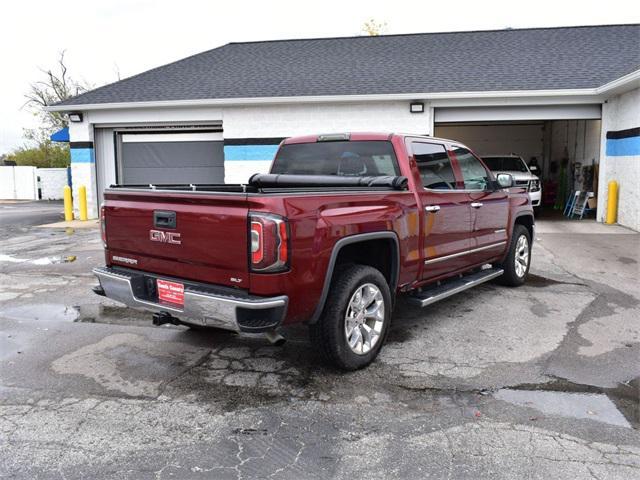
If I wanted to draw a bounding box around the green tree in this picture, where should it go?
[6,142,70,168]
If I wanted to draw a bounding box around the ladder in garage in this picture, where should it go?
[408,267,504,307]
[564,191,595,220]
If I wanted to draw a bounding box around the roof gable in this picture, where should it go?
[58,24,640,107]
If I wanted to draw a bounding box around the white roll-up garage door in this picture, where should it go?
[117,130,224,185]
[434,104,601,123]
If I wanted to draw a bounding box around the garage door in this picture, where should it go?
[117,131,224,185]
[434,104,601,123]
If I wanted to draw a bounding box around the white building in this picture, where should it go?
[49,24,640,230]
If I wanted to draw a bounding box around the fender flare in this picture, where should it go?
[513,211,535,244]
[308,231,400,324]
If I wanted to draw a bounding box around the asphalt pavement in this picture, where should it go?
[0,200,64,233]
[0,203,638,479]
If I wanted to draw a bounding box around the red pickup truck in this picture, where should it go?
[94,133,534,369]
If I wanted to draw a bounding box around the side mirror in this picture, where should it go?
[496,173,513,188]
[529,165,539,173]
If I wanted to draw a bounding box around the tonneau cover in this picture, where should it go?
[248,174,408,190]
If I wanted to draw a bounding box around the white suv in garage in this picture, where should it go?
[482,155,542,213]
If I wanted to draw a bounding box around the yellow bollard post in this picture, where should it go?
[63,185,74,221]
[605,180,618,225]
[79,185,88,221]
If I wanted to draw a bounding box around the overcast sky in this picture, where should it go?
[1,0,638,154]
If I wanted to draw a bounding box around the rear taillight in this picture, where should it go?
[100,205,107,247]
[249,212,289,273]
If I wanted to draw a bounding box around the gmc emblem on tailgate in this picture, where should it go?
[149,229,182,245]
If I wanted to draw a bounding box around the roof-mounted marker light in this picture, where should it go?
[317,133,350,142]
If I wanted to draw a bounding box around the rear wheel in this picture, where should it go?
[310,264,392,370]
[497,224,531,286]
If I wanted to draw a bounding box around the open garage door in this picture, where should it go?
[435,105,602,213]
[116,130,224,185]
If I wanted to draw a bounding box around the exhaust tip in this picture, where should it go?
[92,285,106,297]
[265,329,286,346]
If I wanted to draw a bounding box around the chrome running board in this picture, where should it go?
[408,267,504,307]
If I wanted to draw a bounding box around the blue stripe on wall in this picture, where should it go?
[224,145,279,161]
[70,148,95,164]
[606,136,640,157]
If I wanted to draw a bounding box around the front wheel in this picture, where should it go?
[497,224,531,286]
[309,264,392,370]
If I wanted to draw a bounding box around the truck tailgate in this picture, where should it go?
[104,190,250,288]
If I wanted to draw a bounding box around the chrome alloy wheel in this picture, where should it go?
[344,283,385,355]
[514,234,529,278]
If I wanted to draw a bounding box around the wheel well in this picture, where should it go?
[334,239,397,289]
[514,214,534,239]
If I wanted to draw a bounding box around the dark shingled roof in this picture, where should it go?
[58,24,640,107]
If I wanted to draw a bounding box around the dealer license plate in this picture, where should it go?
[157,279,185,306]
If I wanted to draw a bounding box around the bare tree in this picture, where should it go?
[23,51,92,141]
[361,19,388,36]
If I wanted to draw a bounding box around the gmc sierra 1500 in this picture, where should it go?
[93,132,534,370]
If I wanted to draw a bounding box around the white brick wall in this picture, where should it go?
[71,163,98,218]
[69,118,99,218]
[597,88,640,231]
[221,101,432,183]
[37,168,67,200]
[223,101,432,138]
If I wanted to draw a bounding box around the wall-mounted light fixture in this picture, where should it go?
[409,102,424,114]
[68,112,83,123]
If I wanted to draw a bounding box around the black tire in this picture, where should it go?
[533,206,542,217]
[309,264,392,370]
[496,224,531,287]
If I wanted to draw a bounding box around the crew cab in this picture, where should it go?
[93,133,534,370]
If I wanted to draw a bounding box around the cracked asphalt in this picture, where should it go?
[1,206,639,479]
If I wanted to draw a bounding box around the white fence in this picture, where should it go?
[0,166,38,199]
[0,166,68,200]
[38,168,68,200]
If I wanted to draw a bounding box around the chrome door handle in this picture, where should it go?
[471,202,483,208]
[425,205,441,213]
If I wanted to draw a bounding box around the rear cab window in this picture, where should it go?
[271,141,399,177]
[411,141,457,190]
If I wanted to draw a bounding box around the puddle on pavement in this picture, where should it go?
[495,378,639,429]
[0,303,152,326]
[495,388,631,428]
[0,254,76,265]
[0,303,79,322]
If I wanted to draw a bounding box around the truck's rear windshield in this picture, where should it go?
[272,141,400,177]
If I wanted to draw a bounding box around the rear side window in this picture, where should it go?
[271,141,399,176]
[412,142,456,190]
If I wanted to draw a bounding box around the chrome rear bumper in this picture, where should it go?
[92,267,288,332]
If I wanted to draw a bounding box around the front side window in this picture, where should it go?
[271,141,399,177]
[412,142,457,190]
[454,147,490,190]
